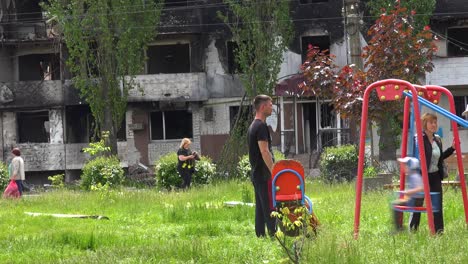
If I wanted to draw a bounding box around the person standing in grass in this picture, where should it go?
[392,157,424,231]
[410,113,456,233]
[177,138,199,189]
[247,94,276,237]
[10,148,25,196]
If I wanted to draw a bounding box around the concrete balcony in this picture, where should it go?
[0,72,208,109]
[0,80,63,109]
[9,142,128,172]
[128,73,208,102]
[426,57,468,87]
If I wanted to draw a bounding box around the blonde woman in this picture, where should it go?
[177,138,199,189]
[410,113,456,233]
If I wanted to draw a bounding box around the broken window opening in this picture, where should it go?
[150,110,193,140]
[229,105,252,132]
[226,41,255,74]
[17,0,45,21]
[454,95,468,124]
[227,41,241,74]
[18,53,61,81]
[116,118,127,142]
[447,28,468,57]
[147,44,190,74]
[66,105,93,143]
[18,111,49,143]
[301,35,330,63]
[66,105,126,143]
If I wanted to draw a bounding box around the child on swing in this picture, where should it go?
[392,157,424,231]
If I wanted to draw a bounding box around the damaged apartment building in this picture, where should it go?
[0,0,348,184]
[0,0,466,184]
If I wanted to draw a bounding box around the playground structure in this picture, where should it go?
[353,79,468,239]
[271,159,317,235]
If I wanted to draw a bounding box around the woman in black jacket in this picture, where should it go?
[410,113,455,233]
[177,138,200,189]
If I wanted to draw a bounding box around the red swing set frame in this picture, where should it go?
[353,79,468,239]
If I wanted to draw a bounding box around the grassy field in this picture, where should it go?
[1,180,467,263]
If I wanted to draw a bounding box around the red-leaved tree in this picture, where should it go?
[302,6,436,161]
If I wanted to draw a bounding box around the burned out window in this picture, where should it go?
[18,111,49,143]
[226,41,255,74]
[66,105,126,143]
[229,105,252,131]
[447,28,468,57]
[17,0,44,20]
[147,44,190,74]
[227,41,241,74]
[454,96,468,123]
[116,118,127,142]
[301,35,330,62]
[151,110,192,140]
[18,53,60,81]
[66,105,93,143]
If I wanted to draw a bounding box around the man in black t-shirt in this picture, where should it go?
[247,94,276,237]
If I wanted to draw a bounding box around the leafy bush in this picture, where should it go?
[154,153,181,190]
[363,166,379,178]
[48,173,65,188]
[154,152,216,190]
[236,149,286,180]
[0,162,9,190]
[192,156,216,185]
[319,144,358,183]
[81,156,125,191]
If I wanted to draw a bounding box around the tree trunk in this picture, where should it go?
[378,118,397,161]
[103,106,118,156]
[101,79,118,155]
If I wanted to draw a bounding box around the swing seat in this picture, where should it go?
[272,160,319,237]
[271,160,305,208]
[392,192,441,213]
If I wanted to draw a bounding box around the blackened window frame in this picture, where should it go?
[447,27,468,57]
[229,105,252,132]
[17,111,50,143]
[18,53,61,81]
[454,95,468,129]
[300,35,331,63]
[146,43,191,74]
[65,105,126,143]
[150,110,193,140]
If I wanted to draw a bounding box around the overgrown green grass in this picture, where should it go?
[0,180,467,263]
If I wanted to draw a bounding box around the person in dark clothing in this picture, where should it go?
[177,138,199,189]
[248,94,276,237]
[410,113,456,233]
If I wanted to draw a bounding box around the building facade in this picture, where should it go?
[0,0,348,183]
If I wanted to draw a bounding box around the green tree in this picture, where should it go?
[219,0,293,96]
[217,0,293,177]
[44,0,163,154]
